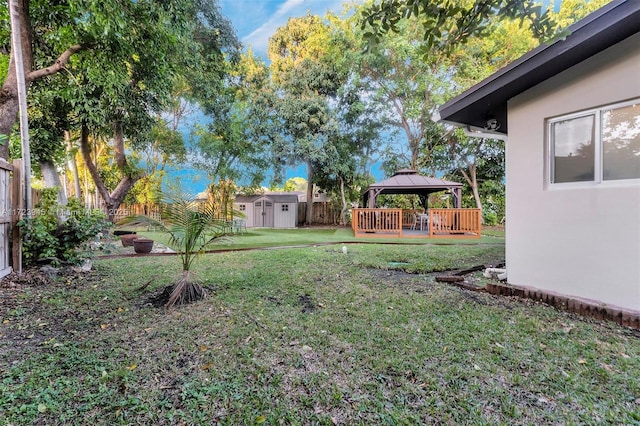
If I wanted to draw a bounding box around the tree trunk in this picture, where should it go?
[460,163,483,211]
[1,1,83,160]
[79,124,142,221]
[305,162,314,226]
[66,131,82,199]
[339,176,347,226]
[40,159,67,205]
[1,0,32,160]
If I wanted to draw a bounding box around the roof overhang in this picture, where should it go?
[437,0,640,134]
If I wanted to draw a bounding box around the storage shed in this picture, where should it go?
[233,194,298,228]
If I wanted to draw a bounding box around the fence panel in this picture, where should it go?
[297,202,340,225]
[110,203,161,223]
[0,160,13,277]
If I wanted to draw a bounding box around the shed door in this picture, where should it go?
[254,200,274,227]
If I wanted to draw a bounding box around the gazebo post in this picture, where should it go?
[419,194,428,211]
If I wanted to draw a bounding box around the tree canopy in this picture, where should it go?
[0,0,611,227]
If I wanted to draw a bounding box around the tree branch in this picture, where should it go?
[26,44,85,82]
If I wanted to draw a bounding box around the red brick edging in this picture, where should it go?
[485,282,640,330]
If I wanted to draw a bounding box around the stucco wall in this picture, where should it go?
[506,33,640,312]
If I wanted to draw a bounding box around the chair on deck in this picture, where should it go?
[418,212,429,231]
[410,212,419,230]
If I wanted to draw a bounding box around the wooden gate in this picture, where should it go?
[0,160,13,278]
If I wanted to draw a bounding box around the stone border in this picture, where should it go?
[485,282,640,329]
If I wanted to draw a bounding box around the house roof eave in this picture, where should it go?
[437,0,640,133]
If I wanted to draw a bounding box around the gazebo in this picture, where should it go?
[362,169,463,209]
[352,169,480,239]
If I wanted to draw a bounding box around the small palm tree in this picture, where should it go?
[126,189,232,308]
[161,190,233,307]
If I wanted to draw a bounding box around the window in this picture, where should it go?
[281,204,289,212]
[549,99,640,184]
[602,103,640,180]
[238,204,246,212]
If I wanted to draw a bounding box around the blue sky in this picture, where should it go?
[176,1,370,193]
[219,0,354,58]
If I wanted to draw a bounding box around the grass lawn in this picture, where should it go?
[127,226,505,252]
[1,243,638,425]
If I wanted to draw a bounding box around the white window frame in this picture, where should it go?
[547,98,640,187]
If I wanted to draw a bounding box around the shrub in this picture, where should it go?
[18,188,110,265]
[482,209,498,226]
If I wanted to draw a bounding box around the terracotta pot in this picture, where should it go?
[133,238,154,254]
[120,234,138,247]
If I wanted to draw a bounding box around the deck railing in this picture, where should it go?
[429,208,481,238]
[352,208,481,238]
[352,208,403,237]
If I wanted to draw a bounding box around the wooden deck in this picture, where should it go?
[351,208,481,239]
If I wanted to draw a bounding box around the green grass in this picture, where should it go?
[129,227,504,252]
[1,244,638,425]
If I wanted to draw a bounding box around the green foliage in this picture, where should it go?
[376,194,421,210]
[479,179,506,224]
[267,15,349,183]
[360,0,557,53]
[159,189,229,273]
[18,188,108,265]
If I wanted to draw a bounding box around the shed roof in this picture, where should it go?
[436,0,640,134]
[235,193,298,203]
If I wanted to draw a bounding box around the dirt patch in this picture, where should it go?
[297,293,316,313]
[0,266,110,365]
[0,268,51,310]
[142,285,175,308]
[0,265,99,310]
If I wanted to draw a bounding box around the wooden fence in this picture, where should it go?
[0,160,13,278]
[110,201,342,227]
[297,202,341,225]
[110,203,161,223]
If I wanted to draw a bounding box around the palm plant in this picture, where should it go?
[126,189,232,308]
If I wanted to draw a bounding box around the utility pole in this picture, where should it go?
[9,0,33,217]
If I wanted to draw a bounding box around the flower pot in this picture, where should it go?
[120,234,138,247]
[133,238,154,254]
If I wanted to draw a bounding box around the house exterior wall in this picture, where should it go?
[274,202,297,228]
[506,33,640,312]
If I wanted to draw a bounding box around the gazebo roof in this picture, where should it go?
[363,169,463,208]
[369,169,462,191]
